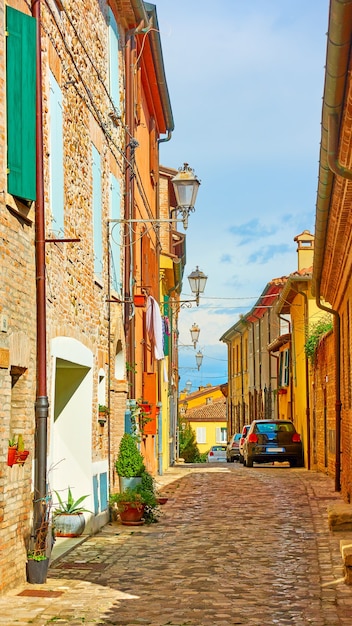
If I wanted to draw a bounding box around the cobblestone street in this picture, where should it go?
[3,464,352,625]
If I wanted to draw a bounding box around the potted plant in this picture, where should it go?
[115,433,145,491]
[7,434,30,467]
[137,399,154,435]
[110,488,145,525]
[98,404,109,426]
[27,497,52,584]
[7,436,17,467]
[110,471,159,525]
[137,470,160,524]
[53,487,91,537]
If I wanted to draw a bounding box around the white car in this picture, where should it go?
[207,445,227,462]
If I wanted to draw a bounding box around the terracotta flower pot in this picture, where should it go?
[7,447,17,467]
[118,502,145,525]
[15,450,29,465]
[133,294,146,307]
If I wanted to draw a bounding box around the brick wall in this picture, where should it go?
[0,0,128,592]
[311,332,336,479]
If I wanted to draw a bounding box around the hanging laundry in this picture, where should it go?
[146,296,164,360]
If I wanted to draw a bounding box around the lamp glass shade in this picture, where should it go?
[185,380,192,393]
[171,164,200,209]
[188,267,208,295]
[190,323,200,345]
[195,351,203,369]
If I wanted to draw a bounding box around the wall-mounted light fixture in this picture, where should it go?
[177,267,208,309]
[190,323,200,348]
[171,163,201,229]
[185,380,192,393]
[196,350,203,370]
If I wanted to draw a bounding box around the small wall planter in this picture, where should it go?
[7,448,30,467]
[133,294,146,307]
[277,388,288,395]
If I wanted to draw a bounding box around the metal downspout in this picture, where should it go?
[32,0,49,540]
[124,32,136,400]
[158,130,172,145]
[157,402,163,474]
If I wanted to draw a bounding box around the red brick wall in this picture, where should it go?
[311,332,336,480]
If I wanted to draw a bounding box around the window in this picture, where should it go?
[49,72,64,234]
[216,427,227,443]
[6,7,36,202]
[108,8,120,109]
[196,427,206,444]
[92,144,102,278]
[279,348,290,387]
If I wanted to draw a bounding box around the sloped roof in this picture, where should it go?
[185,399,227,423]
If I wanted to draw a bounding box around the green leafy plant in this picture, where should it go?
[110,474,159,523]
[110,488,144,511]
[115,433,145,477]
[27,551,47,561]
[98,404,109,414]
[8,436,17,448]
[304,315,333,364]
[178,418,202,463]
[53,487,91,515]
[136,470,159,523]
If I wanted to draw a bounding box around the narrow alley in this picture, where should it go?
[3,465,352,626]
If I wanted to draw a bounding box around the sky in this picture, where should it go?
[156,0,330,394]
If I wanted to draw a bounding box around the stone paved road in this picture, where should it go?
[3,464,352,625]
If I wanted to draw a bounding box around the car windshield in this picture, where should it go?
[255,422,295,434]
[234,434,241,441]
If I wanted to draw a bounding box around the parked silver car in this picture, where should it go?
[207,445,227,462]
[226,433,241,462]
[238,425,251,463]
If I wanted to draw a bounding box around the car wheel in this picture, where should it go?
[239,455,244,464]
[246,456,254,468]
[230,457,235,463]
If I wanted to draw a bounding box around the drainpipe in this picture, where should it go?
[157,130,172,145]
[157,402,163,474]
[124,32,136,401]
[32,0,49,536]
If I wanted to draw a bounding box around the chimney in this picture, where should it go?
[294,230,314,271]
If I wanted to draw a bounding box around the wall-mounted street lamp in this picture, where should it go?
[185,380,192,393]
[177,267,208,309]
[190,323,200,348]
[171,163,201,230]
[196,350,203,371]
[187,267,208,306]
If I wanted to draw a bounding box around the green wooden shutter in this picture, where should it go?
[6,6,36,202]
